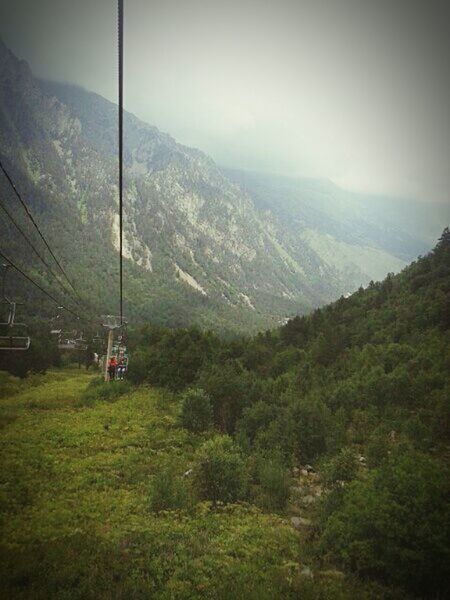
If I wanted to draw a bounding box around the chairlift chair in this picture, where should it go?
[50,306,64,337]
[74,332,88,351]
[0,302,31,350]
[92,332,103,345]
[58,330,77,350]
[0,265,31,351]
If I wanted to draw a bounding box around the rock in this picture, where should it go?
[305,464,315,473]
[301,469,309,476]
[292,467,300,476]
[183,468,193,477]
[301,494,316,506]
[290,486,304,496]
[300,566,314,579]
[290,516,312,530]
[318,569,345,580]
[290,516,301,528]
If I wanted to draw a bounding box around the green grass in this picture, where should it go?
[0,369,405,599]
[0,369,302,599]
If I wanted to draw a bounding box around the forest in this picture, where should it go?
[125,228,450,597]
[1,229,448,599]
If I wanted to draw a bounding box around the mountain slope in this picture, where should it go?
[225,168,448,290]
[0,39,442,332]
[126,230,450,599]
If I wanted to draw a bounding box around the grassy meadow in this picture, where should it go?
[0,368,298,599]
[0,368,402,599]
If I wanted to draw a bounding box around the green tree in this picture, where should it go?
[236,400,278,445]
[180,388,213,433]
[149,463,192,512]
[197,360,251,433]
[320,451,450,596]
[252,453,291,512]
[194,435,246,505]
[289,396,330,463]
[323,447,358,486]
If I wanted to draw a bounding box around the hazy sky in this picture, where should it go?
[1,0,449,204]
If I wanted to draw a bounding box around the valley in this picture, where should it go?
[1,39,444,333]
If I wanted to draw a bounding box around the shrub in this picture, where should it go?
[180,388,212,432]
[366,432,390,468]
[323,447,359,486]
[320,451,450,596]
[289,397,330,463]
[0,370,23,397]
[126,349,150,384]
[149,464,192,512]
[128,328,219,391]
[196,360,252,433]
[194,435,247,505]
[76,377,132,407]
[236,400,278,445]
[252,453,291,512]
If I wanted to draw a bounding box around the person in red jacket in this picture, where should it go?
[108,356,118,381]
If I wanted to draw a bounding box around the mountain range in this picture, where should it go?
[0,38,447,333]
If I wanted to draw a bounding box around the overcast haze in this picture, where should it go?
[1,0,450,204]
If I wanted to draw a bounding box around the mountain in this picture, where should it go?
[1,233,448,600]
[225,168,449,287]
[0,39,444,332]
[107,230,450,599]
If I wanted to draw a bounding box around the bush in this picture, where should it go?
[194,435,247,505]
[236,401,278,445]
[323,447,359,486]
[366,432,390,468]
[126,349,150,384]
[149,464,193,512]
[76,377,132,407]
[0,370,23,397]
[196,360,252,433]
[127,328,219,391]
[320,451,450,596]
[251,453,291,512]
[288,396,330,463]
[180,388,212,432]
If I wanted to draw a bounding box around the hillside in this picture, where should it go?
[0,233,448,598]
[226,168,449,286]
[0,370,300,599]
[124,230,450,598]
[0,38,440,333]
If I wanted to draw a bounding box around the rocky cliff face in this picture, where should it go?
[36,77,346,315]
[0,39,433,332]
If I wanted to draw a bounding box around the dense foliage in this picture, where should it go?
[194,435,247,505]
[127,230,450,597]
[1,231,448,598]
[180,388,213,433]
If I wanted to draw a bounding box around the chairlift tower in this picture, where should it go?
[101,315,126,382]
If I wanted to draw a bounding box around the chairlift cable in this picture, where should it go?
[1,1,127,333]
[0,249,82,320]
[0,196,83,307]
[118,0,124,325]
[0,159,83,303]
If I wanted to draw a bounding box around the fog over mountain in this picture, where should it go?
[0,8,449,595]
[1,0,450,208]
[1,39,447,334]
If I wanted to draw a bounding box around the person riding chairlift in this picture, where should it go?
[108,355,118,381]
[117,358,125,380]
